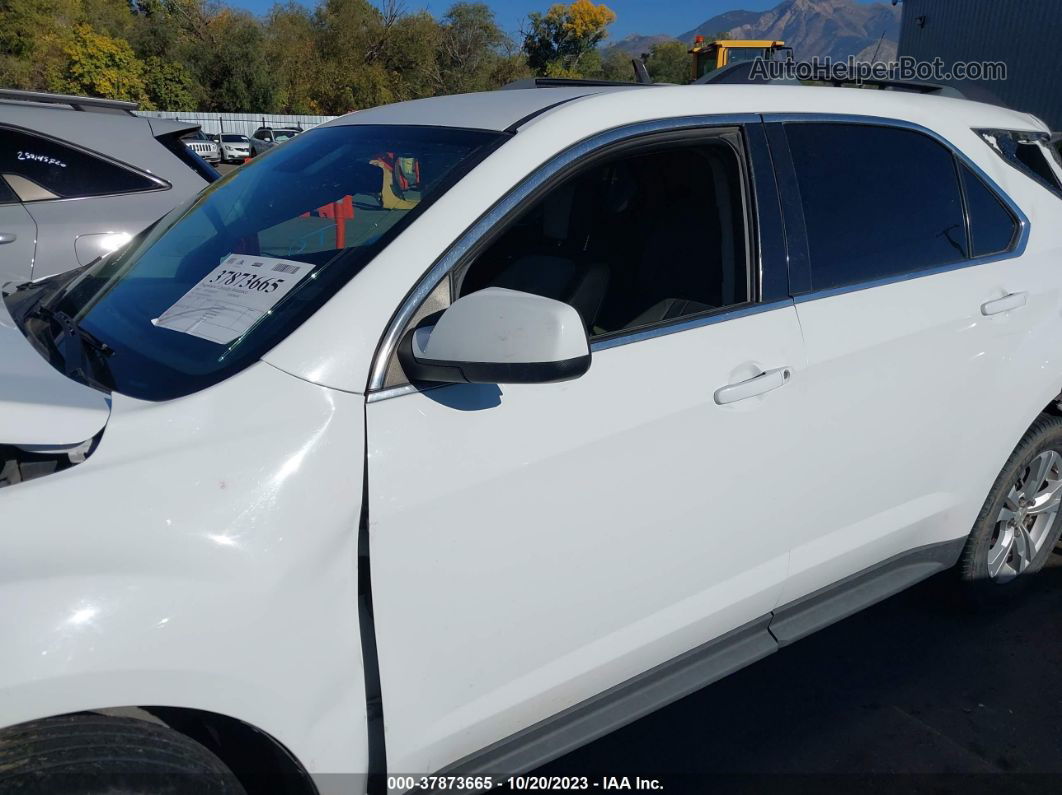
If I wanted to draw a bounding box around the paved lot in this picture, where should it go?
[216,162,242,177]
[533,551,1062,793]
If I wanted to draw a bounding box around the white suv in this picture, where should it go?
[1,83,1061,793]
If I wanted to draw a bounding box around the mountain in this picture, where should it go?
[671,0,900,62]
[681,9,774,42]
[607,33,675,57]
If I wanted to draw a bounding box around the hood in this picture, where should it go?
[0,299,110,447]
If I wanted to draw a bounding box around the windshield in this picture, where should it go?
[222,135,249,143]
[274,130,298,142]
[8,124,503,401]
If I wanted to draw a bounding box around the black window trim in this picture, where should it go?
[0,122,171,202]
[957,160,1020,259]
[0,174,18,205]
[368,114,790,397]
[762,113,1030,305]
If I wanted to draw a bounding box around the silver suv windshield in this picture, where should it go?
[7,124,504,400]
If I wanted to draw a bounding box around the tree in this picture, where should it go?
[46,23,152,106]
[0,0,628,112]
[314,0,400,112]
[643,40,689,84]
[265,2,321,113]
[437,3,510,94]
[191,9,276,112]
[522,0,616,76]
[143,56,197,109]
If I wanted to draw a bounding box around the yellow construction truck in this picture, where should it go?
[688,36,792,81]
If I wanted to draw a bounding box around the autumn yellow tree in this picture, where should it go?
[45,23,154,106]
[522,0,616,76]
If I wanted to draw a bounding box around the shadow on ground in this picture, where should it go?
[530,553,1062,794]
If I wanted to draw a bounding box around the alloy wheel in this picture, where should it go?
[988,449,1062,583]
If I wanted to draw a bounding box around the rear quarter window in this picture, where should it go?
[960,164,1019,257]
[0,127,164,199]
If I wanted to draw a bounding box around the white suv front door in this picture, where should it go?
[365,305,806,774]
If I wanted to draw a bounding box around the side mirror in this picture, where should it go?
[398,287,591,385]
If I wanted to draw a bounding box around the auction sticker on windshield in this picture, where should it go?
[152,253,315,344]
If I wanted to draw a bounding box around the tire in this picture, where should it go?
[959,412,1062,602]
[0,713,246,795]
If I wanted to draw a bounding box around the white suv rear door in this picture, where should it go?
[765,117,1046,613]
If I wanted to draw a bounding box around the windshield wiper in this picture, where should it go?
[32,305,114,392]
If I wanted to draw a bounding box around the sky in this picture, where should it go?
[225,0,788,40]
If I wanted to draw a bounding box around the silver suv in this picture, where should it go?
[0,89,218,287]
[180,130,221,164]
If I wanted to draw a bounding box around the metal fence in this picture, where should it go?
[134,111,339,138]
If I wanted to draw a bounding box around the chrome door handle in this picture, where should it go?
[0,233,16,244]
[981,291,1027,315]
[714,367,792,405]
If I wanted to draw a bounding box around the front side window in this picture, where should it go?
[6,124,503,400]
[458,132,750,339]
[0,127,162,199]
[785,123,968,291]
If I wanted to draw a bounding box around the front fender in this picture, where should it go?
[0,362,368,776]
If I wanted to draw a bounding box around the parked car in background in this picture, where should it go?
[250,126,302,154]
[181,130,221,164]
[217,133,252,163]
[0,89,218,288]
[1,83,1062,792]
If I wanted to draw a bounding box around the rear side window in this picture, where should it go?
[0,127,163,199]
[785,123,968,291]
[960,164,1018,257]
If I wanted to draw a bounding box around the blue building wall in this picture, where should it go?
[898,0,1062,129]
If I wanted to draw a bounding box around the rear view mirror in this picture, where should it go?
[398,287,591,385]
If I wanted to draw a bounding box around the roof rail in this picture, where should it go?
[694,60,978,100]
[502,77,653,90]
[0,88,138,112]
[802,69,965,97]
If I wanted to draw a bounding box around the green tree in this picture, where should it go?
[143,56,197,109]
[437,3,510,94]
[580,45,633,82]
[314,0,398,112]
[265,2,321,113]
[191,9,276,112]
[522,0,616,76]
[643,39,688,84]
[46,22,152,106]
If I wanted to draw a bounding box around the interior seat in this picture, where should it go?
[621,150,738,328]
[490,183,610,329]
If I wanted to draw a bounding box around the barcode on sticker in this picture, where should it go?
[272,263,300,274]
